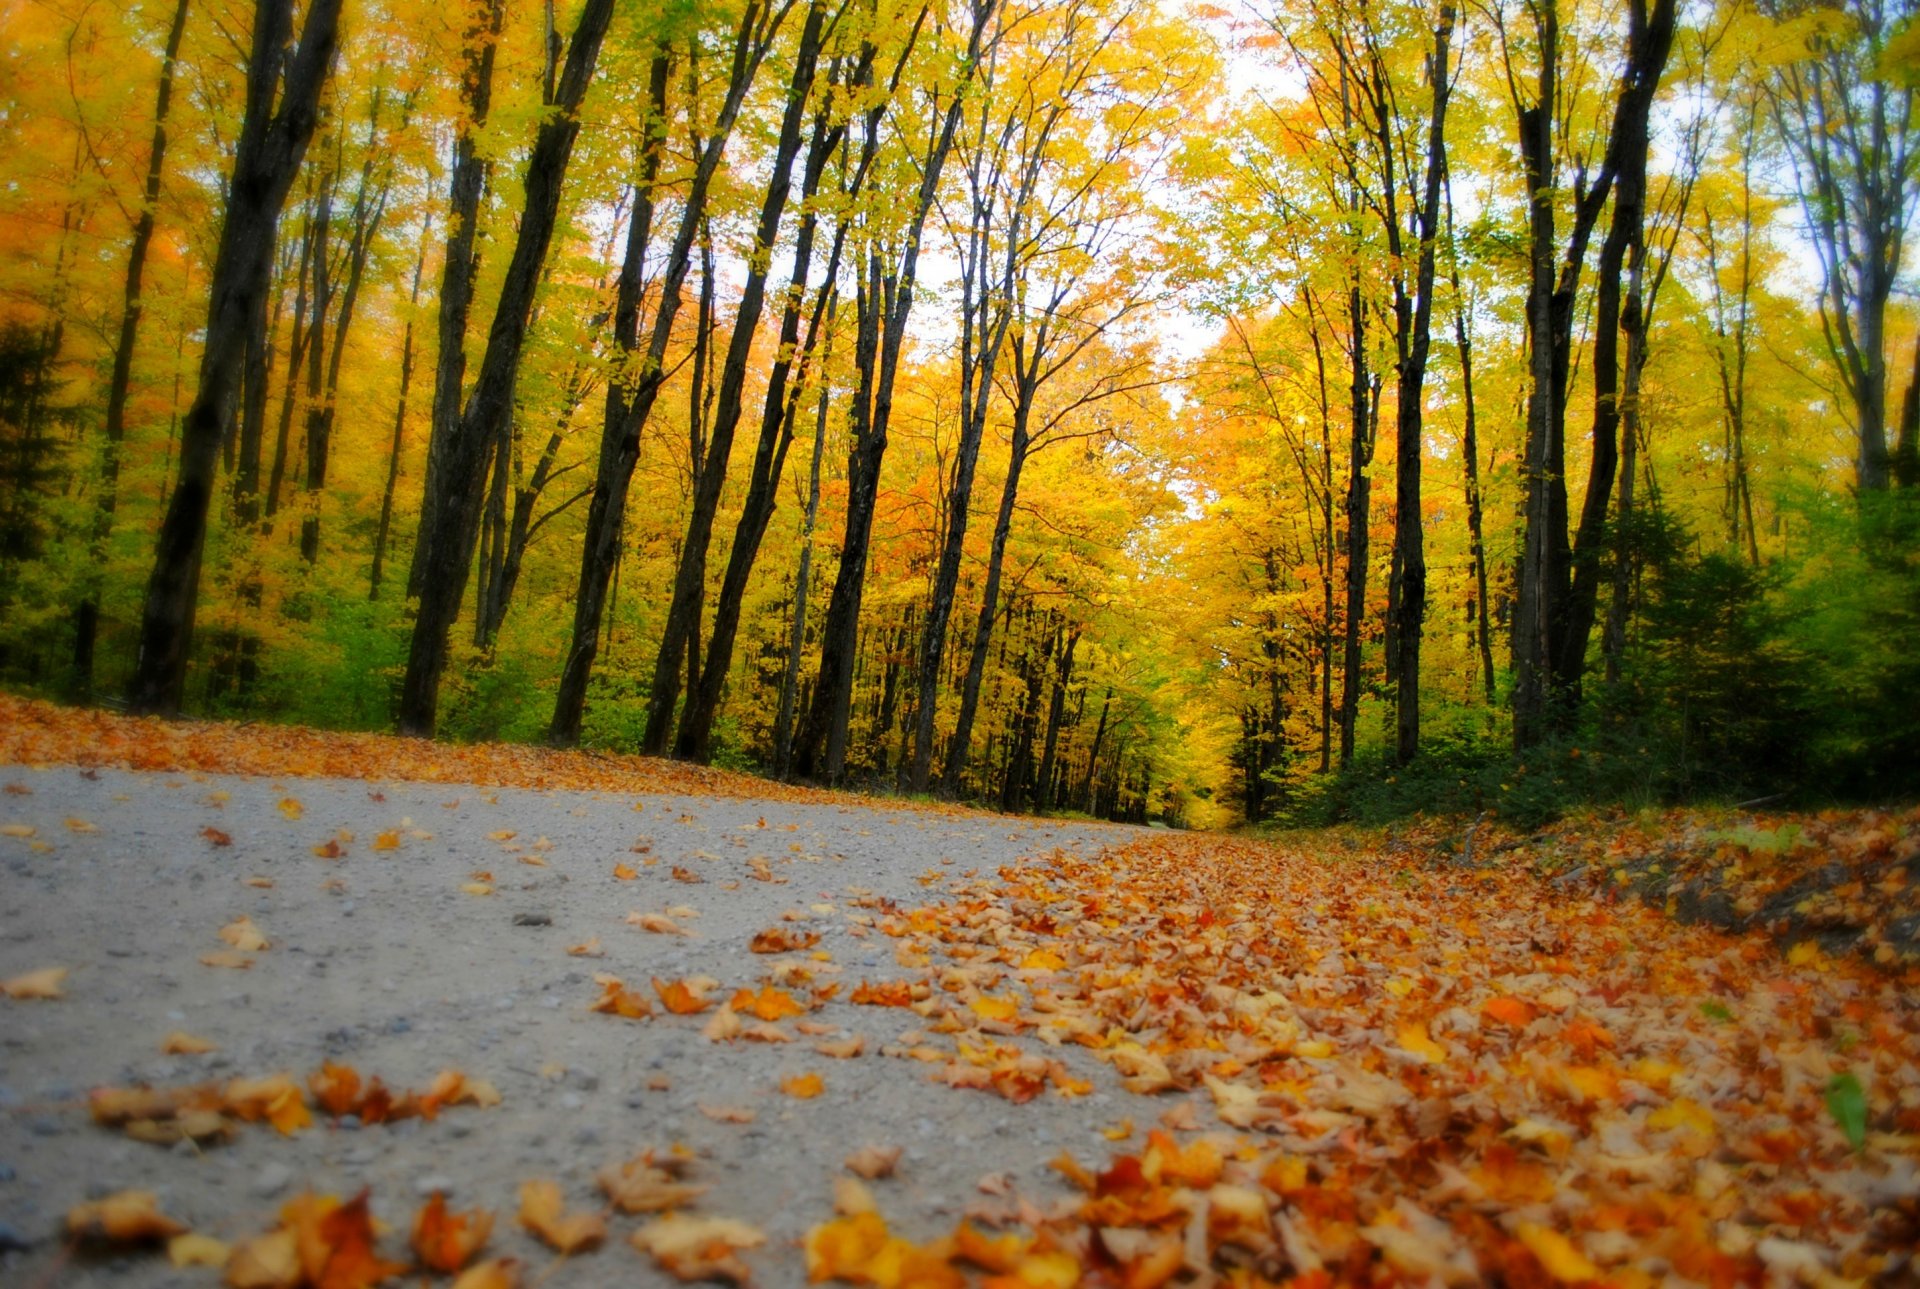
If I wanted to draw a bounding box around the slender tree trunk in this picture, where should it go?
[371,221,430,601]
[264,201,318,524]
[127,0,343,714]
[1552,0,1675,712]
[1384,8,1454,764]
[1033,627,1078,814]
[643,0,829,755]
[73,0,190,697]
[410,0,504,599]
[1895,333,1920,490]
[774,321,836,778]
[398,0,615,736]
[551,8,786,747]
[942,380,1031,792]
[793,0,995,782]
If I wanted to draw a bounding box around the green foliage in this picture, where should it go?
[1825,1071,1867,1151]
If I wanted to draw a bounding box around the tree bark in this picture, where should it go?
[398,0,615,736]
[550,5,789,748]
[792,0,996,783]
[73,0,191,698]
[410,0,504,599]
[641,0,832,755]
[371,221,430,601]
[127,0,343,714]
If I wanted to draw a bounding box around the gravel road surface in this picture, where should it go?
[0,762,1146,1286]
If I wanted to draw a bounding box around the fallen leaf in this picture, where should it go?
[730,984,806,1021]
[450,1259,521,1289]
[278,798,303,821]
[613,863,638,881]
[631,1213,765,1284]
[412,1192,494,1273]
[698,1104,756,1124]
[597,1155,708,1213]
[751,926,821,953]
[517,1180,606,1254]
[225,1227,301,1288]
[702,1007,743,1042]
[1514,1222,1602,1283]
[3,965,67,999]
[815,1034,865,1059]
[844,1145,901,1179]
[66,816,98,833]
[654,977,714,1015]
[671,866,704,883]
[168,1231,232,1268]
[312,840,344,859]
[462,882,494,897]
[66,1190,188,1243]
[200,950,255,970]
[202,826,232,846]
[372,829,400,851]
[567,936,604,958]
[590,977,653,1019]
[1,823,36,837]
[629,911,690,935]
[220,915,270,952]
[781,1072,825,1099]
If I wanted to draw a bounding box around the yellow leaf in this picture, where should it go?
[450,1259,522,1289]
[969,995,1020,1023]
[516,1180,605,1254]
[1515,1222,1602,1283]
[373,830,401,851]
[566,937,604,958]
[161,1031,217,1054]
[1396,1021,1446,1064]
[462,882,494,897]
[631,1213,765,1283]
[277,798,303,821]
[1020,947,1067,971]
[168,1232,231,1268]
[1,823,37,837]
[65,816,98,833]
[1647,1097,1716,1138]
[220,916,270,952]
[3,965,67,999]
[199,950,254,970]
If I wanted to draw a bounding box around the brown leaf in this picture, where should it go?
[597,1155,709,1214]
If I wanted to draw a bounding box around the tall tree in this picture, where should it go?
[398,0,616,736]
[1762,0,1918,493]
[636,0,836,756]
[72,0,191,698]
[790,0,999,783]
[127,0,344,714]
[548,0,797,749]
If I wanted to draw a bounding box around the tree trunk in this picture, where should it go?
[371,221,430,601]
[73,0,191,698]
[792,0,995,783]
[410,0,504,599]
[1552,0,1676,715]
[127,0,343,714]
[1383,8,1454,764]
[550,8,787,748]
[773,321,836,778]
[642,0,830,755]
[1034,627,1078,814]
[398,0,615,736]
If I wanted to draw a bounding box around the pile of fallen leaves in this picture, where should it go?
[0,694,835,804]
[791,834,1920,1285]
[1486,806,1920,969]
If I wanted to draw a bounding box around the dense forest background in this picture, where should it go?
[0,0,1914,828]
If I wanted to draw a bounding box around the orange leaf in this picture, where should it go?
[780,1072,825,1099]
[654,977,714,1015]
[311,1062,362,1117]
[590,977,654,1020]
[731,984,806,1021]
[1482,996,1537,1028]
[411,1192,494,1274]
[613,863,638,881]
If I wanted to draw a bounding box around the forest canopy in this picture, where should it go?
[0,0,1914,827]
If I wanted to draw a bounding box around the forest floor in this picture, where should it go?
[1,694,1917,1288]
